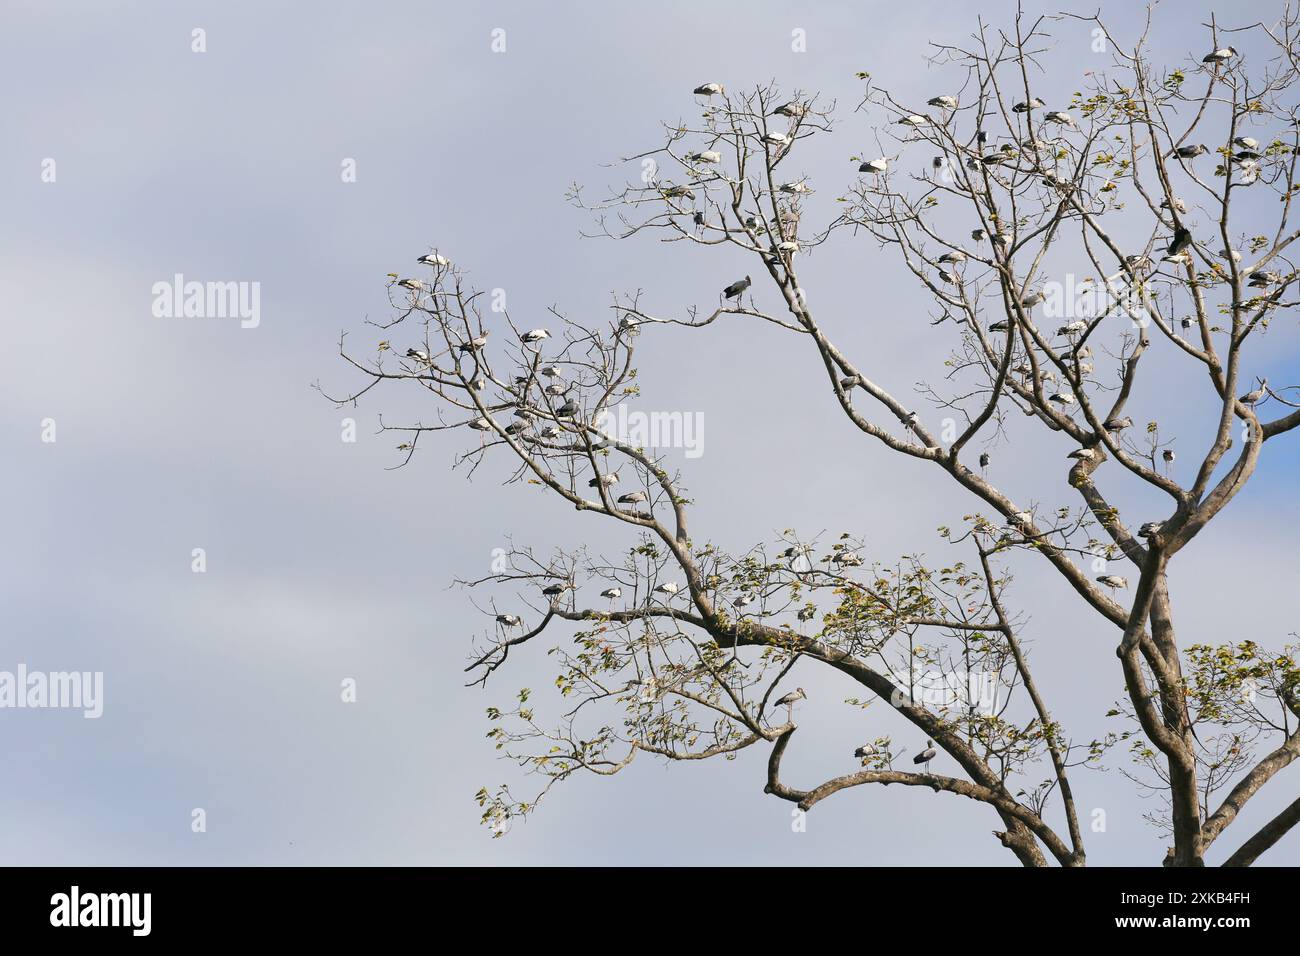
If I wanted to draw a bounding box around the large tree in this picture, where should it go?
[327,7,1300,865]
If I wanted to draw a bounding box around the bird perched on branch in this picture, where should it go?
[774,687,807,712]
[1167,226,1193,256]
[913,739,937,769]
[687,150,722,164]
[722,275,752,300]
[1239,378,1269,407]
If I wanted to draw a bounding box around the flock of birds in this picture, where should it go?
[475,58,1268,777]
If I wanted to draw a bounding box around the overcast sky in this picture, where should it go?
[3,0,1297,865]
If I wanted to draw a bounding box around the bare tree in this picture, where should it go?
[324,6,1300,866]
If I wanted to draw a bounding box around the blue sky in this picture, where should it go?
[2,0,1297,865]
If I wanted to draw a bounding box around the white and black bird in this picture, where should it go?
[897,114,930,127]
[938,250,967,265]
[774,687,807,711]
[468,417,494,431]
[496,614,522,627]
[979,452,990,470]
[520,329,550,345]
[538,424,561,439]
[1012,98,1046,112]
[797,606,817,623]
[417,253,449,267]
[587,471,620,489]
[1239,378,1269,407]
[1097,574,1129,589]
[600,587,622,603]
[913,739,937,769]
[617,490,648,505]
[555,399,580,418]
[458,333,489,353]
[396,278,423,292]
[405,347,430,362]
[927,95,958,109]
[971,228,988,242]
[854,743,880,759]
[723,275,752,300]
[1138,521,1163,538]
[688,150,722,164]
[1233,136,1259,150]
[1044,111,1076,127]
[1170,143,1208,159]
[761,131,792,147]
[693,82,724,96]
[1163,449,1176,464]
[859,157,889,174]
[1049,391,1076,406]
[1202,47,1237,65]
[1161,196,1188,214]
[1167,226,1193,256]
[654,581,680,597]
[1067,448,1096,461]
[771,101,805,118]
[779,180,811,194]
[1104,416,1133,432]
[542,583,570,600]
